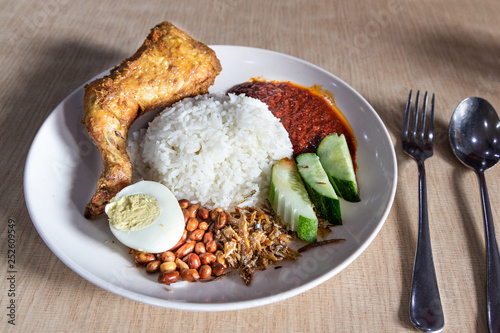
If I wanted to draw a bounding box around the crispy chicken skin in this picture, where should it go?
[83,21,222,219]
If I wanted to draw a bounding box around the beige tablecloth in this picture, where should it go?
[2,0,500,331]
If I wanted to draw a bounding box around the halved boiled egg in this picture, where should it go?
[105,180,184,253]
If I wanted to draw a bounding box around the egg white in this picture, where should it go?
[106,181,185,253]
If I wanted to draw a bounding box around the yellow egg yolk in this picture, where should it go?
[106,193,161,231]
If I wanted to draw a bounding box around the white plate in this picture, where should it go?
[24,45,397,311]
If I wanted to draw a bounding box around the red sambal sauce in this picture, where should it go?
[228,80,357,161]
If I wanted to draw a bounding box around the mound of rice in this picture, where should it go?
[128,93,293,209]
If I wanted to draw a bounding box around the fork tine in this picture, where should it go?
[402,89,412,139]
[428,93,435,144]
[419,92,428,142]
[410,90,420,141]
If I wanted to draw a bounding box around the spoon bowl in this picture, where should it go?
[449,97,500,172]
[449,97,500,333]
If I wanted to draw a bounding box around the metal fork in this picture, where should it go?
[402,90,444,332]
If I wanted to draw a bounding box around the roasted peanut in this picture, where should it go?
[160,251,176,262]
[199,264,212,279]
[159,261,177,273]
[189,229,205,242]
[205,240,217,253]
[187,203,200,218]
[178,199,190,209]
[186,217,199,232]
[203,231,214,244]
[194,242,206,254]
[212,262,225,276]
[181,268,200,282]
[158,270,180,284]
[182,208,190,224]
[198,207,209,220]
[169,229,188,252]
[183,253,201,270]
[214,211,227,229]
[209,207,223,221]
[135,252,156,264]
[198,221,209,231]
[146,260,161,273]
[175,241,195,258]
[199,252,217,265]
[175,258,189,271]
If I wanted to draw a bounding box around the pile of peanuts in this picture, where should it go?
[134,199,227,284]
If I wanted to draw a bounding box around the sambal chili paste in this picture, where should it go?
[228,81,357,161]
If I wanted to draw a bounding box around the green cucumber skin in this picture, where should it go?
[318,134,361,202]
[296,153,342,225]
[330,177,361,202]
[302,179,342,225]
[270,158,318,242]
[297,215,318,243]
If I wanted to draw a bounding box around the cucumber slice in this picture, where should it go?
[270,158,318,243]
[317,133,361,202]
[296,153,342,225]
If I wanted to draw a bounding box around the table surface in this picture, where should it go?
[2,0,500,332]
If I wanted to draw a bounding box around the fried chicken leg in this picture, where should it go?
[83,22,222,219]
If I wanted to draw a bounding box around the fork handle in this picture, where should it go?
[477,171,500,333]
[409,160,444,332]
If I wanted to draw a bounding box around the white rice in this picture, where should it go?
[127,93,293,209]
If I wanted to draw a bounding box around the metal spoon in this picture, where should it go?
[449,97,500,333]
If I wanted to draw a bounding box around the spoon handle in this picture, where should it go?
[409,160,444,332]
[477,171,500,333]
